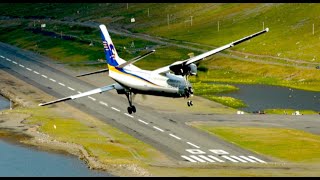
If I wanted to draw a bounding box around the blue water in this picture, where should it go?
[214,83,320,112]
[0,95,10,110]
[0,96,113,177]
[0,140,113,177]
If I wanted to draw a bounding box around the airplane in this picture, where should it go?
[39,24,269,114]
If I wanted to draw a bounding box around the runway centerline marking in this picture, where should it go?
[6,58,11,62]
[111,107,120,112]
[49,78,56,82]
[19,64,25,68]
[124,113,134,118]
[58,82,65,86]
[12,61,18,64]
[77,91,82,94]
[88,96,96,101]
[153,126,164,132]
[99,101,108,107]
[26,68,32,71]
[169,133,181,140]
[68,87,75,91]
[186,142,200,148]
[138,119,148,125]
[41,74,48,78]
[33,71,40,74]
[0,55,4,58]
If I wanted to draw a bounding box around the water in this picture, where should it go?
[0,95,10,110]
[0,96,113,177]
[214,83,320,112]
[0,140,113,177]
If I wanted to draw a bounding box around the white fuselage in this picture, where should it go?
[108,65,188,97]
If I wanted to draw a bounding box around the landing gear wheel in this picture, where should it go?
[127,107,132,114]
[187,101,191,107]
[190,101,193,106]
[132,106,136,113]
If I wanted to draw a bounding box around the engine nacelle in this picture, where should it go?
[188,63,197,76]
[169,63,197,76]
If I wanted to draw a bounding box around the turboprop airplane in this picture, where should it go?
[39,24,269,114]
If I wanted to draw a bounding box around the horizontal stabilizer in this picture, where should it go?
[117,50,155,68]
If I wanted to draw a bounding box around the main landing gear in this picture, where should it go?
[125,91,136,114]
[185,87,194,107]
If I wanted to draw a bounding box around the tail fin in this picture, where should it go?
[99,24,123,67]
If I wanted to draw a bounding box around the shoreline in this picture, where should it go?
[0,70,150,177]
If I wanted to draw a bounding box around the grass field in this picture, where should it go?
[191,123,320,163]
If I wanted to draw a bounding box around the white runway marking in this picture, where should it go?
[49,78,56,82]
[26,68,32,71]
[248,156,266,163]
[181,155,197,162]
[12,61,18,64]
[207,155,225,162]
[111,107,120,112]
[189,155,206,163]
[33,71,40,74]
[138,119,148,125]
[231,156,248,163]
[58,82,65,86]
[77,91,82,94]
[169,133,181,140]
[0,55,4,58]
[99,101,108,107]
[239,156,257,163]
[124,113,134,118]
[6,58,11,62]
[153,126,164,132]
[186,142,200,148]
[88,96,96,101]
[68,87,75,91]
[19,64,24,68]
[221,155,238,162]
[198,155,215,162]
[41,75,48,78]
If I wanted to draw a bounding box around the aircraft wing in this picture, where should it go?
[153,28,269,74]
[38,83,117,106]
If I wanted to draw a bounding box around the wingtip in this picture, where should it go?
[265,27,269,32]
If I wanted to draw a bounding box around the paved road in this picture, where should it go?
[0,41,305,165]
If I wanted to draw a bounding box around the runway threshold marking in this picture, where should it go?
[248,156,267,163]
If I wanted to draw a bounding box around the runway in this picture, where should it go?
[0,42,275,164]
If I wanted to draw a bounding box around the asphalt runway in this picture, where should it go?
[2,41,314,165]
